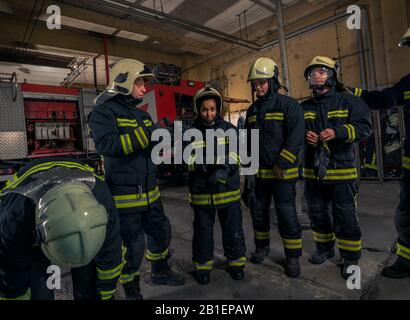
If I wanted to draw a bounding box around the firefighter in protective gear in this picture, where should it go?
[188,86,246,285]
[302,56,373,279]
[244,57,305,278]
[349,27,410,278]
[0,157,123,300]
[87,59,185,300]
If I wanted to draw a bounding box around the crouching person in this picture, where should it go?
[0,157,123,300]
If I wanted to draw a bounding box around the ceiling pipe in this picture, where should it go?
[274,0,291,95]
[184,10,349,72]
[89,0,262,51]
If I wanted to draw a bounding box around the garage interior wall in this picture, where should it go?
[182,0,410,116]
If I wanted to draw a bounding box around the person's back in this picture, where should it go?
[0,157,123,300]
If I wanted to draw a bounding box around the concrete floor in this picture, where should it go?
[57,180,409,300]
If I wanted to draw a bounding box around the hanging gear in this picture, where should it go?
[36,181,108,268]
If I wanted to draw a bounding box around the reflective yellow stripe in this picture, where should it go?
[117,118,138,127]
[364,153,378,170]
[212,189,241,205]
[265,112,284,121]
[143,119,153,127]
[255,231,270,240]
[303,168,358,180]
[120,271,140,284]
[113,186,161,209]
[313,231,336,243]
[403,156,410,170]
[192,141,206,149]
[328,110,349,119]
[354,88,363,97]
[229,152,241,165]
[228,257,247,267]
[304,112,316,120]
[138,127,149,147]
[100,289,116,300]
[257,168,299,180]
[146,249,169,261]
[188,154,197,171]
[343,124,356,143]
[280,149,297,164]
[337,238,362,251]
[248,115,257,124]
[134,128,146,149]
[397,243,410,261]
[120,134,133,155]
[283,238,302,249]
[97,261,125,281]
[189,189,241,206]
[194,261,214,271]
[404,91,410,100]
[0,161,98,195]
[217,137,228,145]
[0,289,31,300]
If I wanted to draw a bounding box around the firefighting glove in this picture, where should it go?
[209,167,229,185]
[241,175,257,208]
[314,142,330,180]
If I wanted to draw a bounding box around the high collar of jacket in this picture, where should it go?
[256,90,275,104]
[312,87,336,104]
[112,94,142,108]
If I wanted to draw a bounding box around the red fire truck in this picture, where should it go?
[0,78,204,185]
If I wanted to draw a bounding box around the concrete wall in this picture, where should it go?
[183,0,410,112]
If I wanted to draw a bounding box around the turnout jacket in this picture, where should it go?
[0,158,123,300]
[353,74,410,172]
[187,118,241,209]
[87,94,160,214]
[244,91,305,181]
[301,88,373,183]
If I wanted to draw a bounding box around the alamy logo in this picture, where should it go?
[46,265,61,290]
[346,5,361,30]
[346,265,361,290]
[150,121,259,175]
[46,5,61,30]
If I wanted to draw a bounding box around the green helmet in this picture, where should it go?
[399,27,410,47]
[35,182,108,268]
[107,59,155,95]
[248,57,281,83]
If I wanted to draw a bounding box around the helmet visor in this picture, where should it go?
[307,67,334,87]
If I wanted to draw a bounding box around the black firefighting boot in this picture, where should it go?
[195,270,211,285]
[151,259,186,286]
[228,266,245,281]
[382,257,410,279]
[340,259,359,280]
[309,248,335,265]
[122,275,143,300]
[285,257,301,278]
[250,246,270,264]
